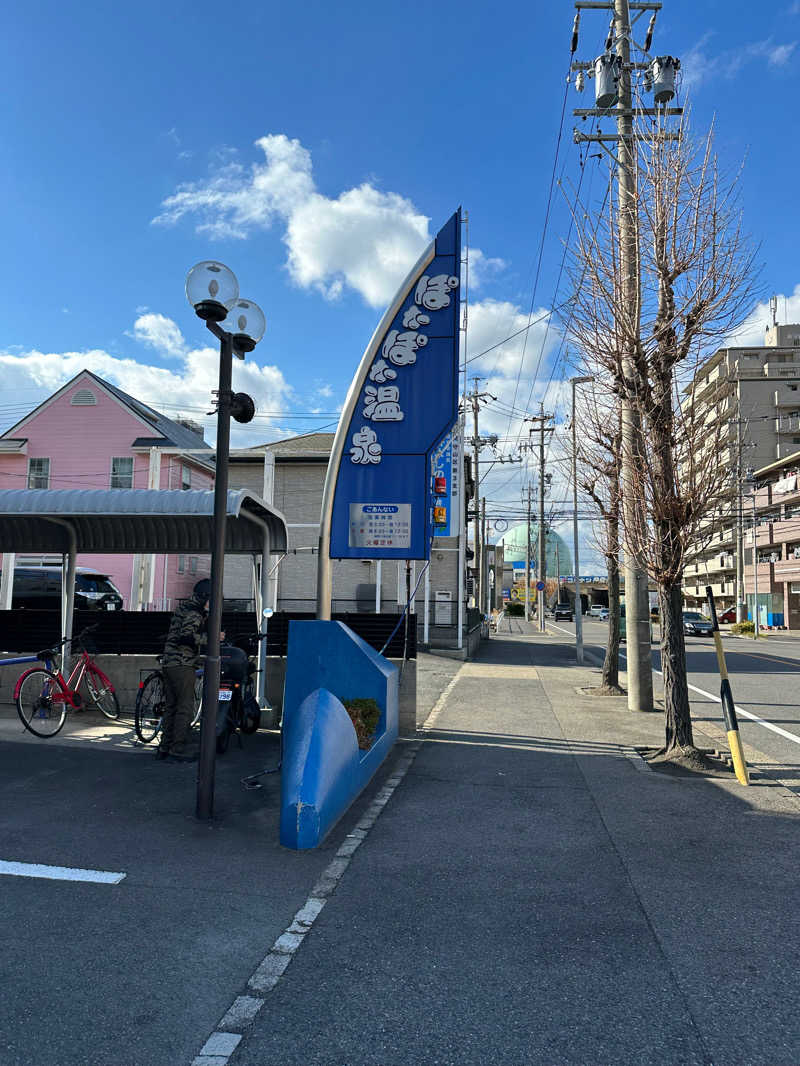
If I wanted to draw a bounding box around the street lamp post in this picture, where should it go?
[186,261,264,820]
[570,375,594,665]
[746,468,760,638]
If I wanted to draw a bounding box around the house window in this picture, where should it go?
[177,555,185,574]
[189,556,198,574]
[27,458,50,489]
[181,465,191,491]
[110,456,134,489]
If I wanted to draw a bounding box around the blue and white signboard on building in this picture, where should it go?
[430,423,462,539]
[323,210,462,569]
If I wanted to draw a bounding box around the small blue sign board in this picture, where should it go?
[430,424,462,539]
[329,211,462,560]
[536,580,545,591]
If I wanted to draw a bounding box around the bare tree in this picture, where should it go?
[572,386,624,694]
[567,117,758,765]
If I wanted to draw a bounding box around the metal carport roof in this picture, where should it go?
[0,489,288,554]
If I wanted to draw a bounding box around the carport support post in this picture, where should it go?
[62,543,76,652]
[197,330,234,821]
[47,518,77,655]
[257,531,271,709]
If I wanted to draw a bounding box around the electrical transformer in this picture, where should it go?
[594,53,621,108]
[650,55,680,104]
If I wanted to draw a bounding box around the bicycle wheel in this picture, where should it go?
[16,669,68,738]
[192,673,204,728]
[85,670,121,720]
[135,672,164,743]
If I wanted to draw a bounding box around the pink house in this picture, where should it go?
[0,370,213,608]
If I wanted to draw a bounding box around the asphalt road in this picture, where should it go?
[547,617,800,774]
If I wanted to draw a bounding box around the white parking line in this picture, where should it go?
[0,860,126,884]
[544,622,800,748]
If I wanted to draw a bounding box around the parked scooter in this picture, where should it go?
[215,634,264,754]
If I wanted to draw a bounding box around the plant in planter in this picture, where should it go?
[343,698,381,750]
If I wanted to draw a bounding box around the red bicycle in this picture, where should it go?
[14,625,120,738]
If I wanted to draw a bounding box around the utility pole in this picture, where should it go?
[614,0,652,712]
[468,376,496,608]
[571,0,682,712]
[525,482,532,622]
[522,409,554,632]
[471,378,481,608]
[481,497,487,615]
[538,404,547,632]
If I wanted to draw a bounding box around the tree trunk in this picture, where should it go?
[658,580,693,751]
[602,544,622,692]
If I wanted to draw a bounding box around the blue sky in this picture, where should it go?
[2,0,799,557]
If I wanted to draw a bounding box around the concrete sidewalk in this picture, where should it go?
[223,630,800,1066]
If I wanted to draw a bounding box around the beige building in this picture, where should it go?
[684,322,800,610]
[223,432,469,647]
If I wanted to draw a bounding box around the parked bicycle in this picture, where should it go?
[134,662,204,744]
[14,625,120,738]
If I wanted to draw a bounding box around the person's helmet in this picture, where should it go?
[193,578,212,602]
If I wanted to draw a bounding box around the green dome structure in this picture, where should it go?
[496,523,573,578]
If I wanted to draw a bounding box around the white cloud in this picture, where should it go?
[681,32,797,90]
[728,284,800,346]
[154,133,498,310]
[768,41,797,65]
[467,249,507,290]
[131,313,187,358]
[0,314,292,445]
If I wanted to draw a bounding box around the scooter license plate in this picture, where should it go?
[219,688,233,701]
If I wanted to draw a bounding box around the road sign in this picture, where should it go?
[327,211,462,561]
[536,580,545,591]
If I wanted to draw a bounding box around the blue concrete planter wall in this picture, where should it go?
[280,620,399,850]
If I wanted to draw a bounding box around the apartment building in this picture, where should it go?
[683,322,800,611]
[741,451,800,628]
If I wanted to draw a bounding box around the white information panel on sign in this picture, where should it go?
[349,503,412,549]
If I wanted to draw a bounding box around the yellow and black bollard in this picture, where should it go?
[705,586,750,786]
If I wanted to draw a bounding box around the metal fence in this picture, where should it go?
[0,609,416,659]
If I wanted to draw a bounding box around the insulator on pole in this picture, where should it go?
[571,11,580,54]
[575,70,585,92]
[605,19,614,52]
[644,13,656,52]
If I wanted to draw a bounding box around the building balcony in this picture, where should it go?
[764,361,800,377]
[746,523,774,548]
[774,558,800,581]
[774,384,800,408]
[744,562,775,593]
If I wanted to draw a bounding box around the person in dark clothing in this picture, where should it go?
[156,578,211,762]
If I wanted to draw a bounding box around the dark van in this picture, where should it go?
[1,567,123,611]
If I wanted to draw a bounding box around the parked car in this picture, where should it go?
[682,611,713,637]
[597,607,610,621]
[588,604,607,618]
[553,602,573,621]
[718,606,737,624]
[0,566,123,611]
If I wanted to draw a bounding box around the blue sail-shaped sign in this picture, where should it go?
[323,210,461,567]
